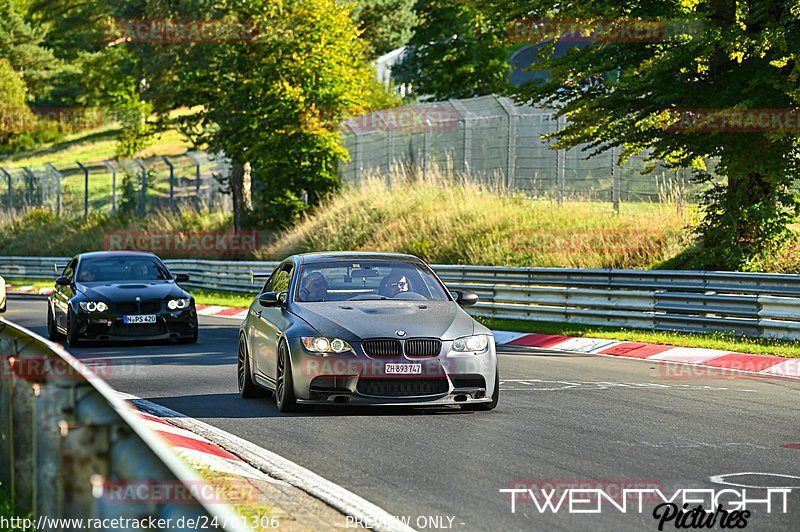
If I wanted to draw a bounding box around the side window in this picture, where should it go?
[263,263,294,293]
[63,259,77,279]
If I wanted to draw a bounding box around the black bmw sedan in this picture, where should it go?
[47,251,198,346]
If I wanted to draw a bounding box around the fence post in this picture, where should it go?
[557,116,566,205]
[497,97,517,189]
[102,161,117,214]
[612,145,620,214]
[411,105,431,179]
[161,155,174,210]
[46,163,62,216]
[1,168,11,213]
[133,159,146,215]
[345,121,362,184]
[449,100,472,176]
[677,166,685,215]
[184,152,202,211]
[76,162,89,217]
[23,167,34,207]
[372,111,393,186]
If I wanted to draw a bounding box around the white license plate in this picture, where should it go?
[385,363,422,375]
[124,314,157,324]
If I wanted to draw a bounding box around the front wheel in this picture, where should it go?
[275,341,297,412]
[461,368,499,412]
[47,305,63,341]
[65,308,80,348]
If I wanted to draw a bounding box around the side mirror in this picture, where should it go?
[174,273,190,283]
[258,291,285,308]
[55,276,71,286]
[452,290,479,307]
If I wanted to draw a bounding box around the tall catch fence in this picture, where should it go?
[339,95,716,212]
[0,151,232,217]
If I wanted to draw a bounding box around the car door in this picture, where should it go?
[251,261,295,382]
[53,258,77,330]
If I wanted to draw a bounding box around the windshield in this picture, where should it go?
[76,257,173,283]
[295,260,450,302]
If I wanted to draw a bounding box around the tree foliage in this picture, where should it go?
[352,0,418,57]
[172,0,395,227]
[466,0,800,270]
[393,0,511,99]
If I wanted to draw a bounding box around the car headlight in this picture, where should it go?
[449,334,490,354]
[79,301,108,312]
[301,336,352,354]
[167,298,191,310]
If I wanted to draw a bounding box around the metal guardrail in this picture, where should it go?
[0,317,248,531]
[3,256,800,340]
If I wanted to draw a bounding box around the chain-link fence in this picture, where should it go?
[0,151,232,218]
[339,95,717,210]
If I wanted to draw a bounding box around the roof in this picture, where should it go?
[295,251,422,264]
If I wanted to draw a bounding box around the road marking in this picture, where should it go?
[709,472,800,489]
[500,379,749,392]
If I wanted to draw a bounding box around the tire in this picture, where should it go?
[275,341,297,412]
[461,368,499,412]
[238,335,270,398]
[178,322,199,344]
[65,308,80,348]
[47,305,63,341]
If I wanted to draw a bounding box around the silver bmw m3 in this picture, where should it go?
[237,252,499,412]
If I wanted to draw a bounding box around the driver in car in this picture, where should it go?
[299,272,328,301]
[379,273,410,297]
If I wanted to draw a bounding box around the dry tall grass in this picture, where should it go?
[260,166,692,268]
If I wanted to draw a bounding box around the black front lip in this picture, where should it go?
[72,309,197,340]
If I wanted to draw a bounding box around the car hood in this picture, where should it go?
[77,281,187,302]
[291,300,477,341]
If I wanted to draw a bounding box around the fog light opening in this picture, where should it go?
[454,395,468,402]
[333,396,350,404]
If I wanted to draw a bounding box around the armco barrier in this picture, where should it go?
[3,257,800,340]
[0,317,248,531]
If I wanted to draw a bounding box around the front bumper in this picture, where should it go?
[73,308,197,341]
[287,337,497,406]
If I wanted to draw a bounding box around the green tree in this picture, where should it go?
[352,0,418,57]
[0,58,29,148]
[393,0,511,99]
[470,0,800,270]
[176,0,392,227]
[0,2,61,101]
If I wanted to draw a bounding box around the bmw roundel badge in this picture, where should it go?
[395,330,407,337]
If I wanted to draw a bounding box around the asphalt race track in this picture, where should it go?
[6,292,800,531]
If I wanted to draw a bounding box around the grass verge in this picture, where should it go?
[478,317,800,359]
[0,482,31,531]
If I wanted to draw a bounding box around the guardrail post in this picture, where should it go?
[102,160,117,214]
[162,155,175,210]
[133,159,146,215]
[612,145,620,214]
[47,163,63,215]
[76,162,89,217]
[35,383,70,522]
[1,168,12,213]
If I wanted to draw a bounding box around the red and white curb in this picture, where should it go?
[493,331,800,380]
[122,394,415,532]
[118,393,287,485]
[7,285,53,295]
[195,304,249,320]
